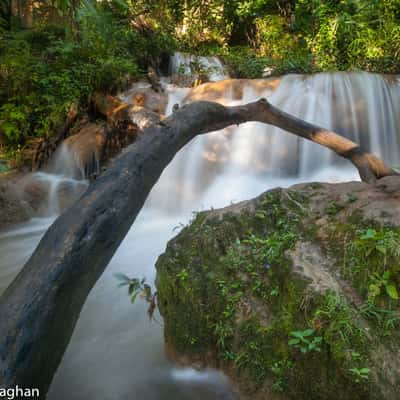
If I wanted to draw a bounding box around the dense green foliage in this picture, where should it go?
[1,0,400,157]
[0,0,175,156]
[156,0,400,75]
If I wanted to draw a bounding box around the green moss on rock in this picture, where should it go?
[156,177,400,400]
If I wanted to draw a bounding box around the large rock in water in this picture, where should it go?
[0,182,32,229]
[156,177,400,400]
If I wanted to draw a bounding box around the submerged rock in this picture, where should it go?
[63,123,107,179]
[156,177,400,400]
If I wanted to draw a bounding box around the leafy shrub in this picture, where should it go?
[0,104,30,145]
[221,47,271,78]
[178,0,400,75]
[0,3,176,154]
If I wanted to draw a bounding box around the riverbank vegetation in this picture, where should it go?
[1,0,400,161]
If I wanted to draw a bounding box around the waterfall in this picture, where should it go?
[150,72,400,211]
[18,143,88,217]
[11,72,400,218]
[169,52,229,81]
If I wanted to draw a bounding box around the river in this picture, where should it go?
[0,70,399,399]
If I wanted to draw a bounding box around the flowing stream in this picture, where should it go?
[0,70,399,399]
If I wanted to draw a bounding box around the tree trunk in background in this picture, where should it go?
[0,97,397,396]
[10,0,18,18]
[10,0,33,28]
[68,0,80,41]
[21,0,33,28]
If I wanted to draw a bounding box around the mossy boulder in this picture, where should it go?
[156,177,400,400]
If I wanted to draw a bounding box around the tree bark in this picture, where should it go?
[0,98,397,395]
[20,0,33,28]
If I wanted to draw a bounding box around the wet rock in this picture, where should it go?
[156,178,400,400]
[0,182,32,229]
[63,123,107,178]
[183,78,281,104]
[119,81,168,114]
[128,105,161,130]
[18,179,48,213]
[170,74,200,88]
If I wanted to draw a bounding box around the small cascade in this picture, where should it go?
[47,142,87,180]
[169,52,229,82]
[18,142,88,217]
[150,72,400,211]
[17,120,110,217]
[59,123,106,180]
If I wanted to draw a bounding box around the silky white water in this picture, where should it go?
[169,52,229,81]
[0,72,399,399]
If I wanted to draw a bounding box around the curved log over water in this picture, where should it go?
[0,98,397,395]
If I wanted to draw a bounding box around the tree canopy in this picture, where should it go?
[1,0,400,164]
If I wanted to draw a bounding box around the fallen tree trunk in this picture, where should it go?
[0,98,397,396]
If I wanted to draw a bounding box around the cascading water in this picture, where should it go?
[169,52,229,81]
[23,143,88,216]
[0,143,87,292]
[151,73,400,211]
[0,71,399,399]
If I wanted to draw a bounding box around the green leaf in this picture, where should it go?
[81,0,97,15]
[383,271,391,280]
[128,283,135,294]
[369,283,381,297]
[302,329,314,337]
[386,284,399,300]
[112,0,129,11]
[308,342,321,352]
[130,291,138,304]
[365,247,374,257]
[359,368,370,374]
[361,229,376,240]
[288,338,300,345]
[376,244,387,255]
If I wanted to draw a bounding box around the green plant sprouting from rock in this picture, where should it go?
[288,329,322,353]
